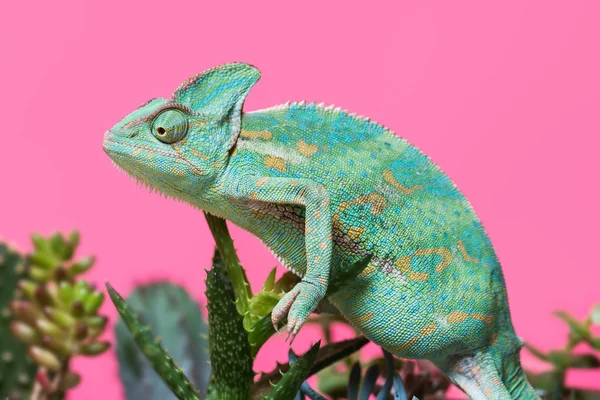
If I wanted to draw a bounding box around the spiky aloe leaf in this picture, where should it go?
[252,336,369,398]
[205,268,253,400]
[115,282,210,399]
[0,243,37,400]
[107,283,203,400]
[204,213,251,316]
[248,312,278,357]
[263,341,320,400]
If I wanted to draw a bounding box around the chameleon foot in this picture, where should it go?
[272,280,325,344]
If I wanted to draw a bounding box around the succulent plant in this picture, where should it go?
[5,231,109,399]
[114,283,210,399]
[524,304,600,400]
[0,242,37,400]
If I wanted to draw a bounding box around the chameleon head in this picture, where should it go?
[102,63,260,198]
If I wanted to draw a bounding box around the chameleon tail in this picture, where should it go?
[438,346,539,400]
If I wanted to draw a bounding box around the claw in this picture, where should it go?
[272,289,299,334]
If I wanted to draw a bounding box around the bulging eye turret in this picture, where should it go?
[151,109,188,144]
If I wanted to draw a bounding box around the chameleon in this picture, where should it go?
[103,63,539,399]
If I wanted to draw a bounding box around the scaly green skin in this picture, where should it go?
[103,63,538,399]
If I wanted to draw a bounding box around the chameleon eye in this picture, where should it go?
[151,109,188,144]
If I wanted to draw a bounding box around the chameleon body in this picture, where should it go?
[103,63,538,399]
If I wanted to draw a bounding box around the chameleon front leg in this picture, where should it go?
[227,176,332,342]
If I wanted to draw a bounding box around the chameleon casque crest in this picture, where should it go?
[103,63,539,399]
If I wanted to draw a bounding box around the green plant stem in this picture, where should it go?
[204,213,251,316]
[30,359,69,400]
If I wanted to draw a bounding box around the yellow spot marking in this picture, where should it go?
[490,333,499,345]
[419,323,437,336]
[230,146,238,157]
[314,210,321,219]
[313,255,321,264]
[252,210,266,219]
[240,129,273,140]
[390,337,419,353]
[190,148,210,161]
[457,240,480,264]
[347,226,365,241]
[338,192,388,215]
[264,156,287,172]
[359,264,376,278]
[409,271,430,282]
[296,139,319,157]
[470,313,495,324]
[319,242,327,250]
[414,247,453,272]
[170,166,185,177]
[332,214,343,231]
[394,256,411,272]
[353,312,374,325]
[256,177,269,188]
[317,277,327,285]
[290,180,299,187]
[382,170,423,195]
[485,388,492,398]
[250,192,258,199]
[447,311,469,324]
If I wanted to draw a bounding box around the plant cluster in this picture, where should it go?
[2,222,599,399]
[0,232,109,400]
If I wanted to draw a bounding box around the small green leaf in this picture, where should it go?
[263,341,320,400]
[28,252,56,270]
[554,311,591,341]
[107,283,202,400]
[9,321,39,345]
[49,232,69,260]
[590,304,600,325]
[261,268,277,292]
[60,371,81,390]
[65,230,80,260]
[29,346,61,372]
[248,312,281,357]
[69,256,95,277]
[79,341,110,356]
[59,281,74,304]
[44,307,76,328]
[83,291,104,315]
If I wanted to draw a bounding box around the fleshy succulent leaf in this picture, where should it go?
[263,341,320,400]
[205,268,253,400]
[108,282,203,400]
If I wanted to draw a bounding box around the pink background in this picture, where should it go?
[1,0,599,397]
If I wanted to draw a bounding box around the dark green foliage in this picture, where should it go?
[525,305,600,399]
[114,283,210,400]
[107,283,202,400]
[262,341,320,400]
[251,336,369,399]
[0,243,37,400]
[312,348,411,400]
[205,268,254,400]
[204,213,251,316]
